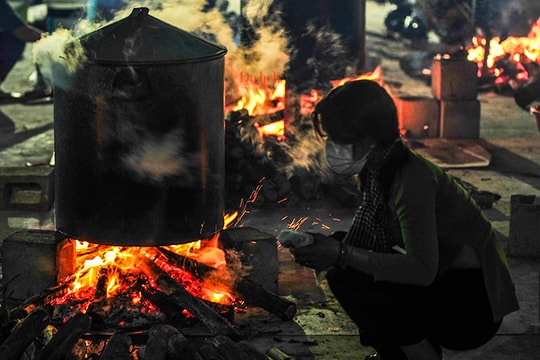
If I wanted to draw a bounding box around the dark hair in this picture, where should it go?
[312,80,399,145]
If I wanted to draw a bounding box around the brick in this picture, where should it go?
[1,230,75,300]
[509,195,540,257]
[440,100,481,139]
[393,96,440,138]
[0,167,55,211]
[431,58,478,101]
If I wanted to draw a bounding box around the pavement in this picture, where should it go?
[1,1,540,359]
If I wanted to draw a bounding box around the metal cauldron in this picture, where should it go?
[53,7,227,246]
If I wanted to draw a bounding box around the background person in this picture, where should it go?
[290,80,519,360]
[0,0,48,103]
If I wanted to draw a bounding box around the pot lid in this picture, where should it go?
[78,7,227,64]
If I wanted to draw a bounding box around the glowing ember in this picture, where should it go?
[254,120,286,140]
[46,213,245,327]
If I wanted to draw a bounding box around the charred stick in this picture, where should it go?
[234,278,297,321]
[38,313,91,360]
[239,343,272,360]
[141,258,241,340]
[158,247,216,278]
[168,333,204,360]
[139,324,180,360]
[211,335,252,360]
[197,342,226,360]
[99,332,133,360]
[0,309,50,360]
[9,284,68,319]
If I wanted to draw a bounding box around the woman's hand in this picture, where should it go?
[290,232,341,272]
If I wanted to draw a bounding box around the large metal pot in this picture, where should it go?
[53,7,227,246]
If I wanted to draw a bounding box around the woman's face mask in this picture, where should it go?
[325,140,374,175]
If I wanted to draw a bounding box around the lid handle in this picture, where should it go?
[130,7,149,17]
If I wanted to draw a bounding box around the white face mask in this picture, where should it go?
[325,140,373,176]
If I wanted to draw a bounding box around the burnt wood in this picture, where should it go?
[211,335,252,360]
[168,333,204,360]
[141,258,241,340]
[158,247,216,277]
[140,324,180,360]
[197,342,226,360]
[0,309,50,360]
[38,313,91,360]
[234,278,297,321]
[99,332,133,360]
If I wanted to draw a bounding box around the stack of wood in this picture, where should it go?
[224,110,326,209]
[0,310,271,360]
[0,244,297,359]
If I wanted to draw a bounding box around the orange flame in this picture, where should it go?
[254,120,286,140]
[330,65,384,88]
[466,17,540,80]
[227,72,286,117]
[53,212,243,312]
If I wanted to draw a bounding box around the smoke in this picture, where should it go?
[121,130,196,183]
[32,0,289,95]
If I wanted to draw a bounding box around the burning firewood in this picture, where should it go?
[160,240,296,321]
[158,247,216,278]
[140,257,241,340]
[0,309,50,360]
[234,279,297,321]
[8,284,68,321]
[38,313,91,360]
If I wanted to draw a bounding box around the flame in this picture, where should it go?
[466,17,540,81]
[300,90,322,116]
[227,72,286,117]
[254,120,286,140]
[330,65,384,88]
[51,212,245,316]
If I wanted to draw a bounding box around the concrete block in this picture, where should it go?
[432,58,478,101]
[393,96,440,138]
[1,230,75,300]
[509,195,540,257]
[0,167,55,211]
[440,100,481,139]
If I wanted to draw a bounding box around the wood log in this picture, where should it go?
[158,247,216,278]
[99,332,133,360]
[0,309,50,360]
[234,278,297,321]
[168,333,204,360]
[197,342,226,360]
[9,284,67,319]
[141,258,241,340]
[140,324,181,360]
[159,235,293,321]
[38,312,91,360]
[211,335,252,360]
[239,343,272,360]
[266,346,293,360]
